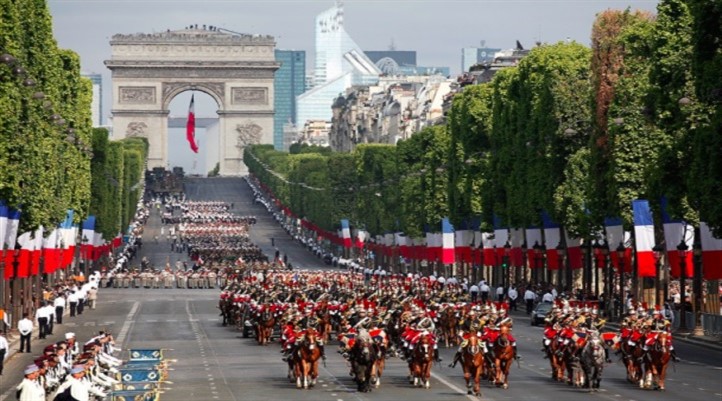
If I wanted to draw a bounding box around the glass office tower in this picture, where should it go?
[274,50,306,150]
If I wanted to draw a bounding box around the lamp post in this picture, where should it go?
[617,242,626,320]
[600,242,612,318]
[692,241,704,336]
[556,243,566,292]
[593,241,602,298]
[533,241,542,285]
[503,241,511,290]
[652,243,664,308]
[677,240,689,332]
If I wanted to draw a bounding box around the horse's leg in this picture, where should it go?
[464,370,472,394]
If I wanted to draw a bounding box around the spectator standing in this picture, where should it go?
[0,330,8,375]
[469,283,480,302]
[54,293,66,324]
[68,291,78,317]
[36,303,50,339]
[524,287,537,314]
[18,313,33,353]
[542,289,554,303]
[480,280,490,303]
[508,285,519,311]
[87,287,98,310]
[496,285,505,302]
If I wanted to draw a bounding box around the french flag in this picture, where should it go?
[493,217,509,267]
[700,222,722,280]
[441,218,455,265]
[16,231,34,278]
[604,217,628,272]
[92,232,104,261]
[480,231,495,267]
[395,233,409,259]
[31,226,44,276]
[81,216,96,259]
[661,198,693,278]
[455,225,473,263]
[60,211,76,269]
[0,201,7,252]
[425,231,438,262]
[340,219,352,248]
[43,228,60,274]
[565,230,583,270]
[509,228,524,267]
[525,227,542,268]
[542,211,560,270]
[3,206,20,279]
[632,200,657,277]
[354,229,367,249]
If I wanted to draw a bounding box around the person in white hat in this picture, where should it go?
[15,364,45,401]
[53,365,91,401]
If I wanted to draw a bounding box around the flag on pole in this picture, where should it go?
[43,228,60,274]
[186,94,199,153]
[60,210,75,269]
[661,198,693,278]
[16,231,33,278]
[4,206,21,279]
[700,222,722,280]
[632,200,657,277]
[81,216,96,259]
[31,226,44,276]
[525,227,542,268]
[0,201,8,250]
[509,228,524,267]
[441,218,455,265]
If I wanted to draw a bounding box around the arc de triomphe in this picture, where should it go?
[105,28,280,175]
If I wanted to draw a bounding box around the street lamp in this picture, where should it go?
[692,241,704,336]
[617,242,626,320]
[677,239,689,331]
[556,243,566,292]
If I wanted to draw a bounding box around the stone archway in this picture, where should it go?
[105,27,280,175]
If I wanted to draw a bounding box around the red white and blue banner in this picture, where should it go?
[3,205,20,279]
[0,201,7,252]
[186,94,199,153]
[340,219,352,248]
[16,231,34,278]
[565,230,583,270]
[700,222,722,280]
[660,198,694,278]
[509,228,524,267]
[31,226,43,276]
[604,217,631,272]
[81,216,96,260]
[60,210,76,269]
[441,218,455,265]
[542,211,561,270]
[43,228,61,274]
[454,228,473,264]
[493,216,509,267]
[632,200,657,277]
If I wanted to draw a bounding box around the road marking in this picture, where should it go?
[431,370,494,401]
[116,301,140,344]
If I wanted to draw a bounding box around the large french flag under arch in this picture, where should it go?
[186,94,199,153]
[700,222,722,280]
[632,200,656,277]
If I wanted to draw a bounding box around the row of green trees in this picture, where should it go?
[247,0,721,241]
[1,0,147,237]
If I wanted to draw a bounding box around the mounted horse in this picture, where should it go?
[438,306,459,348]
[580,331,605,392]
[292,328,322,389]
[491,324,514,389]
[368,327,388,388]
[349,335,377,393]
[642,331,671,390]
[620,333,645,384]
[218,296,235,327]
[460,331,485,397]
[255,307,276,345]
[408,331,434,389]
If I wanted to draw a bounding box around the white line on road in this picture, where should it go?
[431,370,495,401]
[116,301,140,344]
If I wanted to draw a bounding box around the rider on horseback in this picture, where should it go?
[281,310,327,362]
[403,311,443,363]
[642,307,678,362]
[491,306,521,360]
[449,306,484,368]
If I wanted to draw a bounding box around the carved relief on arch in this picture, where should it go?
[161,82,224,109]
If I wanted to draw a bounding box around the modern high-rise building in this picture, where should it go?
[461,46,502,73]
[274,50,306,150]
[297,1,380,129]
[82,73,103,127]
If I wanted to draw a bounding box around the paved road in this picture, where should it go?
[2,177,720,401]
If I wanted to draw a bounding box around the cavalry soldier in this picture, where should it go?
[642,306,679,361]
[448,306,484,368]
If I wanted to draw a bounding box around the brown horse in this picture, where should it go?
[547,337,567,382]
[439,307,459,348]
[255,308,275,345]
[642,331,671,390]
[620,337,645,384]
[293,329,322,389]
[409,333,434,388]
[461,332,485,396]
[492,325,514,389]
[316,310,332,343]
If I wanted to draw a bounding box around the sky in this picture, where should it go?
[47,0,659,170]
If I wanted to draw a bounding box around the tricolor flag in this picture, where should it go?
[31,226,43,276]
[43,228,60,274]
[509,228,524,267]
[493,216,509,267]
[60,210,76,269]
[661,198,693,278]
[632,200,657,277]
[525,227,542,268]
[542,211,561,270]
[0,201,8,252]
[340,219,351,248]
[16,231,34,278]
[565,230,583,270]
[480,231,495,267]
[4,205,20,251]
[604,217,629,272]
[186,94,199,153]
[700,222,722,280]
[395,233,409,258]
[455,225,473,263]
[81,216,96,259]
[441,218,455,265]
[92,232,104,260]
